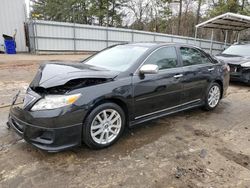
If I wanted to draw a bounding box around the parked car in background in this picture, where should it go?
[8,43,230,152]
[216,42,250,84]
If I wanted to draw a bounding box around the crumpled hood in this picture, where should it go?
[215,54,250,65]
[30,61,119,88]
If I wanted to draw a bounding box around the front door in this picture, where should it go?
[133,46,183,119]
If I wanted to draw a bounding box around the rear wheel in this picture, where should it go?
[82,102,125,149]
[203,83,221,111]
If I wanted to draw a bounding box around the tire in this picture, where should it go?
[203,82,221,111]
[82,102,125,149]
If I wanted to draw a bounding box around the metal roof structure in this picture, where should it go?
[195,12,250,54]
[196,12,250,31]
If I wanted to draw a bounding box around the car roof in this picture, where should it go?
[118,42,201,50]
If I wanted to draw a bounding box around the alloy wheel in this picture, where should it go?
[208,85,220,108]
[90,109,122,145]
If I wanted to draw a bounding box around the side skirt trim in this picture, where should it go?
[130,103,203,127]
[134,99,201,120]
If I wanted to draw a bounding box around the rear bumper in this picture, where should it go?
[8,107,86,152]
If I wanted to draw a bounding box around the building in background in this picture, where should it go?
[0,0,27,52]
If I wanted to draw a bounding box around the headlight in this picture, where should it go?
[31,93,81,111]
[241,62,250,67]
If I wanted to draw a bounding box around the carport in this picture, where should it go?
[195,12,250,53]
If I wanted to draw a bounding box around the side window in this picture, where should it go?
[180,47,212,66]
[144,47,178,70]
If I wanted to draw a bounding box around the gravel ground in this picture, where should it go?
[0,54,250,188]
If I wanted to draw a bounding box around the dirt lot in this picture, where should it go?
[0,54,250,188]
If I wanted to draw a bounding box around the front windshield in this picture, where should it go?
[84,45,149,71]
[222,45,250,56]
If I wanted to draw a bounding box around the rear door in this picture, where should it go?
[178,46,215,104]
[133,46,183,119]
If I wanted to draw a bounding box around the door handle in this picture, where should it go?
[173,74,183,78]
[208,68,215,72]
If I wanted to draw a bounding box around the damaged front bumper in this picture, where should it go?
[8,104,86,152]
[229,65,250,84]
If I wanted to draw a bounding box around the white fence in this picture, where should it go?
[28,20,226,54]
[0,0,27,52]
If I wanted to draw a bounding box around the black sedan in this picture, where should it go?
[216,42,250,84]
[8,43,230,152]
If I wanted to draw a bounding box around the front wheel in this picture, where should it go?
[203,83,221,111]
[82,102,125,149]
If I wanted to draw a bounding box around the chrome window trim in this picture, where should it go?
[181,62,214,68]
[134,45,179,75]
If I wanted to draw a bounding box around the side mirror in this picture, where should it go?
[139,64,159,74]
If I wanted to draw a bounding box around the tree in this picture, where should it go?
[125,0,151,30]
[109,0,127,26]
[31,0,126,26]
[195,0,202,25]
[126,0,171,31]
[177,0,182,35]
